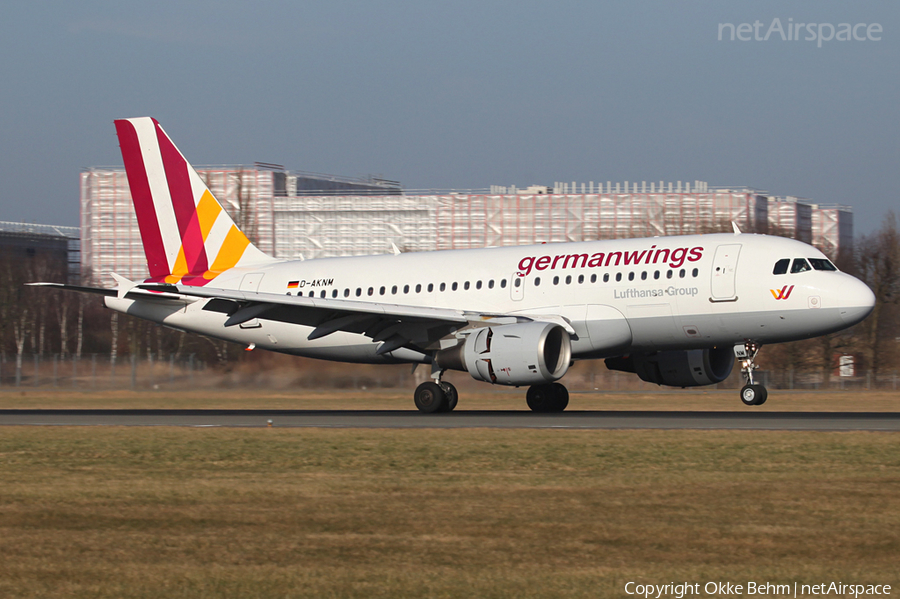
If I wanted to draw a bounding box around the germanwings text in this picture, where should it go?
[517,246,704,276]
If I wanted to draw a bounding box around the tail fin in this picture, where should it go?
[114,117,271,285]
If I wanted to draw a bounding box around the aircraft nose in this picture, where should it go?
[840,276,876,326]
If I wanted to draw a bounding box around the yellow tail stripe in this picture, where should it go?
[196,191,221,241]
[171,245,190,280]
[205,225,252,278]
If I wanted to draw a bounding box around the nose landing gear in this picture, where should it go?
[736,342,767,406]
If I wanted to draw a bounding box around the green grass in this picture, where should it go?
[0,428,898,598]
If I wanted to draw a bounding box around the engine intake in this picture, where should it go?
[435,321,571,386]
[605,347,734,387]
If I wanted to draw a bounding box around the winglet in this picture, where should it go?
[732,221,742,235]
[110,272,137,300]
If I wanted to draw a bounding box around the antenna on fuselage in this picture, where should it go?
[732,221,742,235]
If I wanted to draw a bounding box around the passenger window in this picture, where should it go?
[679,269,685,278]
[666,270,673,279]
[415,284,422,293]
[809,258,837,271]
[380,286,386,295]
[404,285,410,294]
[578,274,584,284]
[344,289,350,297]
[367,287,374,296]
[654,270,660,280]
[428,283,434,292]
[463,281,470,290]
[514,278,521,288]
[476,281,482,290]
[791,259,812,274]
[391,285,397,294]
[320,290,326,298]
[773,259,790,275]
[640,272,647,281]
[535,277,541,286]
[616,273,622,282]
[452,282,458,291]
[501,279,507,289]
[692,268,698,277]
[553,276,560,285]
[440,283,446,291]
[603,273,609,283]
[565,275,572,284]
[628,272,634,281]
[355,288,362,297]
[488,280,494,289]
[332,290,338,298]
[591,274,597,283]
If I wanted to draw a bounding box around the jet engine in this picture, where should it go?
[435,321,571,386]
[605,347,734,387]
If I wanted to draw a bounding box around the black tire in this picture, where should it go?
[740,384,767,406]
[414,381,447,413]
[527,383,569,413]
[526,384,552,412]
[548,382,569,412]
[440,382,459,412]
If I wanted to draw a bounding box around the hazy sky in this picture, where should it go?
[1,1,897,235]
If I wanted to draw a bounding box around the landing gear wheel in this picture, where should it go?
[549,383,569,412]
[526,383,569,413]
[414,381,446,413]
[439,382,458,412]
[736,342,768,406]
[740,384,768,406]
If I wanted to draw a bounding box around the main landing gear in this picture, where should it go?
[413,368,570,414]
[736,342,767,406]
[414,376,459,414]
[526,383,569,413]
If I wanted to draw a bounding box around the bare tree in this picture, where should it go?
[855,212,900,377]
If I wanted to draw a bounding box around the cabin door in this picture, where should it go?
[710,244,741,301]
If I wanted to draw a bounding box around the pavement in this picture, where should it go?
[1,409,899,431]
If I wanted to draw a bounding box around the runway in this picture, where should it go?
[1,409,899,431]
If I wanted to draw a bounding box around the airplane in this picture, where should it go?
[33,117,876,412]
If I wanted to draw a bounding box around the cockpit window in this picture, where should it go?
[809,258,837,272]
[773,259,790,275]
[791,258,812,274]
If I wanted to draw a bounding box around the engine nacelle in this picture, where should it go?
[605,347,734,388]
[435,322,572,386]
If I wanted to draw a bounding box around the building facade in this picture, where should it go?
[0,221,80,283]
[80,167,853,283]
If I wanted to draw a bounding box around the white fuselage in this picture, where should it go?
[106,232,875,363]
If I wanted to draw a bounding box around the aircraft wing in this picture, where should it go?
[139,282,564,355]
[26,281,185,302]
[127,283,472,355]
[32,279,572,355]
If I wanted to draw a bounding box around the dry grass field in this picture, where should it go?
[0,425,898,598]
